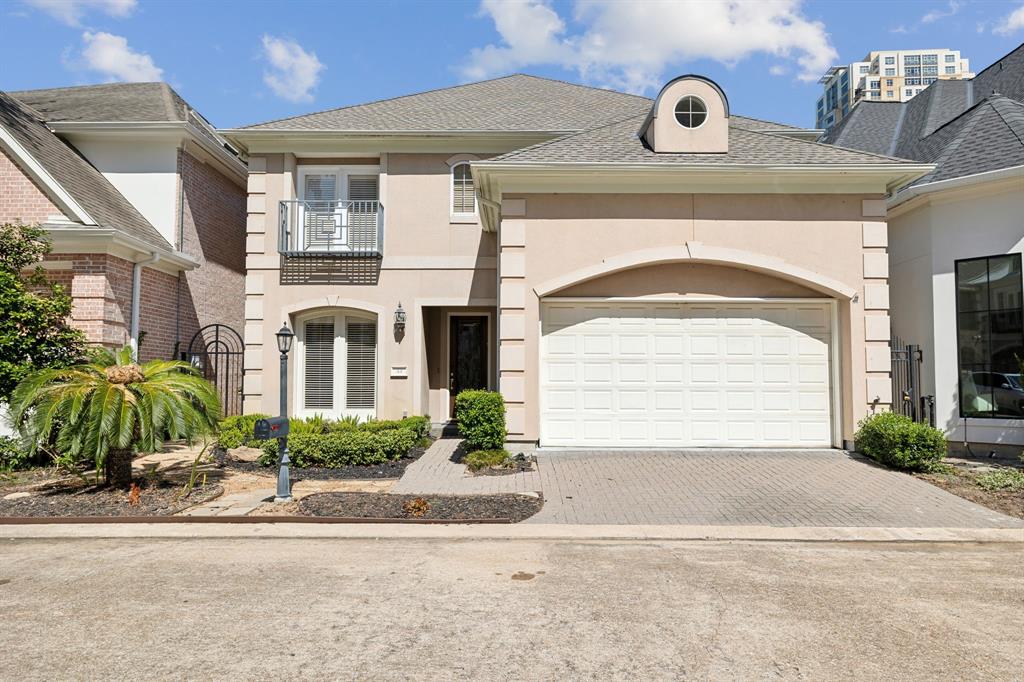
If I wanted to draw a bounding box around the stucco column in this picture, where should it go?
[497,198,528,440]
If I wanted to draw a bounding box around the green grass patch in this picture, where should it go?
[463,449,511,472]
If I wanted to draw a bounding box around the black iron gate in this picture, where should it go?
[184,324,244,417]
[891,335,935,426]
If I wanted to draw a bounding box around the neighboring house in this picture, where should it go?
[0,83,247,407]
[820,44,1024,453]
[223,74,929,449]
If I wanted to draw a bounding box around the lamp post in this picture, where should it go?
[275,323,295,502]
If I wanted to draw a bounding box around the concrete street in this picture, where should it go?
[0,537,1021,680]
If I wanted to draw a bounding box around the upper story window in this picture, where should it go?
[945,54,956,63]
[922,54,938,65]
[885,56,895,65]
[673,95,707,128]
[904,55,921,66]
[945,66,956,75]
[956,254,1024,419]
[280,164,382,256]
[923,66,938,77]
[859,65,869,74]
[451,162,476,217]
[884,68,895,76]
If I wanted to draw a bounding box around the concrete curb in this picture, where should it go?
[0,523,1020,543]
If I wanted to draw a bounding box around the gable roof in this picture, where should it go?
[820,43,1024,190]
[0,90,172,251]
[488,113,918,167]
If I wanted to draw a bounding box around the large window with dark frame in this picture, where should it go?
[956,254,1024,418]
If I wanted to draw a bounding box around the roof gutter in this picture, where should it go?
[44,226,199,271]
[887,165,1024,210]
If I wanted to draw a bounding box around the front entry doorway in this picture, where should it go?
[449,315,489,413]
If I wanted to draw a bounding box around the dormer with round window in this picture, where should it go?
[640,75,729,154]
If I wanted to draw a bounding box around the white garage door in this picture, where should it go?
[540,300,835,448]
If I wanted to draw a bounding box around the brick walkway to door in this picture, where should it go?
[393,440,1024,528]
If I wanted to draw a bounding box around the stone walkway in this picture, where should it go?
[180,488,275,517]
[394,440,1024,528]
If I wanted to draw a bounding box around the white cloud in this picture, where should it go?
[24,0,135,27]
[260,35,325,103]
[462,0,838,93]
[889,25,909,34]
[993,4,1024,35]
[768,65,788,76]
[921,0,962,24]
[79,31,163,82]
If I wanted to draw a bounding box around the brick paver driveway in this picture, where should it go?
[395,440,1023,528]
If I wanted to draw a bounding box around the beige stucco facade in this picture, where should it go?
[243,151,498,423]
[243,149,893,446]
[495,193,892,445]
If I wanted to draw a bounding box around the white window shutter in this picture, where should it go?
[345,320,376,410]
[303,318,335,410]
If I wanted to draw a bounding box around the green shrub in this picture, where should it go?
[455,390,506,451]
[258,428,417,468]
[976,468,1024,492]
[362,415,430,440]
[289,414,331,436]
[0,435,36,471]
[463,448,511,472]
[855,412,947,472]
[215,414,268,449]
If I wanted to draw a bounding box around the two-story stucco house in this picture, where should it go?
[225,74,930,449]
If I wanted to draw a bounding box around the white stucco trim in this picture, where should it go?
[532,243,858,300]
[0,124,95,225]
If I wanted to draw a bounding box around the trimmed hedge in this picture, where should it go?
[455,390,506,451]
[362,415,430,440]
[855,411,947,472]
[217,414,430,450]
[258,428,416,468]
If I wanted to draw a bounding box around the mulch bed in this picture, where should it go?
[916,467,1023,520]
[298,492,543,522]
[219,442,431,480]
[449,444,536,477]
[0,480,223,518]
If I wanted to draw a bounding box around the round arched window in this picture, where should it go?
[674,95,707,128]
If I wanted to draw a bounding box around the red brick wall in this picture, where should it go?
[177,150,246,338]
[0,148,66,225]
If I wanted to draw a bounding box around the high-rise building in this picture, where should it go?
[816,49,972,130]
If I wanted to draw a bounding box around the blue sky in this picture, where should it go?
[2,0,1023,129]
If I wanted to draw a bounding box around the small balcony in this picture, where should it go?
[279,200,383,258]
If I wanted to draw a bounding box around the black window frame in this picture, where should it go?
[954,253,1024,419]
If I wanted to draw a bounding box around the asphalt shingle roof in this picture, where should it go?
[819,44,1024,187]
[488,113,915,166]
[10,82,190,122]
[0,91,172,250]
[241,73,805,135]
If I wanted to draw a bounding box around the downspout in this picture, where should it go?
[174,139,187,359]
[130,253,161,360]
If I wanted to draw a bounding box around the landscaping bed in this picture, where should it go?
[0,480,222,518]
[449,444,535,477]
[916,463,1024,520]
[219,438,431,480]
[296,492,543,522]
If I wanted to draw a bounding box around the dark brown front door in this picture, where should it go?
[450,316,488,412]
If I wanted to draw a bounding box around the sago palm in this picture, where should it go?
[9,346,220,487]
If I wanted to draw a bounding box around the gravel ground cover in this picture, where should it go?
[0,481,222,517]
[298,492,543,522]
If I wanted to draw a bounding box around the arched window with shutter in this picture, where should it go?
[450,162,476,217]
[295,309,377,419]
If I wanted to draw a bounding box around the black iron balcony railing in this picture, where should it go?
[279,200,383,257]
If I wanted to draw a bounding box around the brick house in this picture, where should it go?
[0,84,247,396]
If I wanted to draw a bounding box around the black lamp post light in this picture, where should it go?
[274,323,295,502]
[394,302,407,337]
